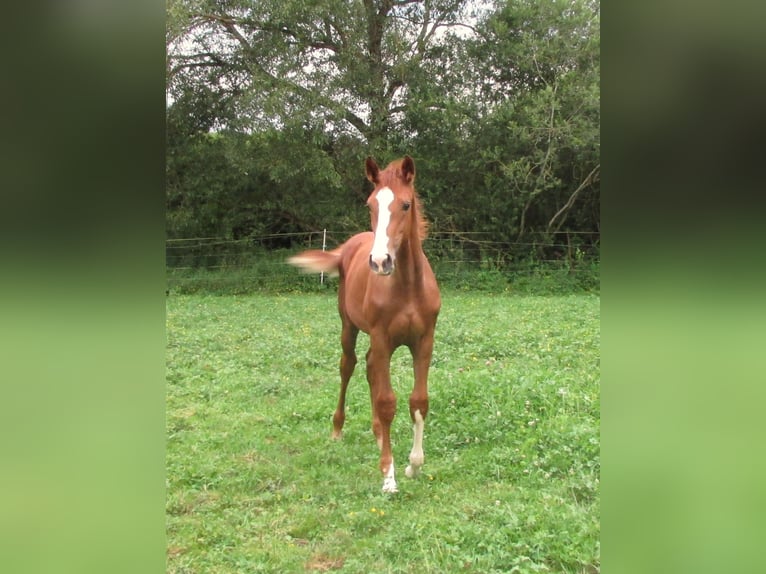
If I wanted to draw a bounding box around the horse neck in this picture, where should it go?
[394,226,426,289]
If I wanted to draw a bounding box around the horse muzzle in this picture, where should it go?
[369,253,394,275]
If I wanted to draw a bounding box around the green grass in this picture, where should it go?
[166,292,600,573]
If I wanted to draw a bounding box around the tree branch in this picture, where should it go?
[517,85,558,242]
[546,164,600,234]
[197,13,369,138]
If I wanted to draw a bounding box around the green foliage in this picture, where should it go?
[166,293,600,572]
[410,0,600,249]
[166,0,600,261]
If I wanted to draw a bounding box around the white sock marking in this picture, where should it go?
[406,409,425,478]
[382,457,398,493]
[370,187,394,267]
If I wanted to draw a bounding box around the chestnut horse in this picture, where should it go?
[289,156,440,493]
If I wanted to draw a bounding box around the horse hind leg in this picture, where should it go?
[332,324,358,440]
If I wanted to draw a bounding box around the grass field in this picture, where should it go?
[166,292,600,573]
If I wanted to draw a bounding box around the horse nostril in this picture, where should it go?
[382,254,394,274]
[369,254,379,272]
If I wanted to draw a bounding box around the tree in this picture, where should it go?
[472,0,600,253]
[167,0,478,156]
[165,0,600,263]
[389,0,599,261]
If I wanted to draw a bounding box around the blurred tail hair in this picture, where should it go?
[288,248,342,277]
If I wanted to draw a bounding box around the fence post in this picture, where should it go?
[320,228,327,285]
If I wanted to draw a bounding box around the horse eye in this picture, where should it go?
[402,202,411,211]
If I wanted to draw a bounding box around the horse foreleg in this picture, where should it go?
[406,333,434,478]
[377,390,398,493]
[405,409,425,478]
[367,342,397,493]
[332,324,359,439]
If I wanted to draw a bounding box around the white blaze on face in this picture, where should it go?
[370,187,394,267]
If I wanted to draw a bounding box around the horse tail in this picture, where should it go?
[288,247,342,277]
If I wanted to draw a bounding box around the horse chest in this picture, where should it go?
[389,305,429,342]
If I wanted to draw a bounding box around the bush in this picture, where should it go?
[167,250,599,296]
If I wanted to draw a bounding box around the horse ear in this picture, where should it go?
[401,155,415,183]
[365,157,379,184]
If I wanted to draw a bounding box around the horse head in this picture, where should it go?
[365,155,419,276]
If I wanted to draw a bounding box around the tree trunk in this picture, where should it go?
[364,0,393,155]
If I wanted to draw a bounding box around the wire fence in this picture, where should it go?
[166,230,600,294]
[166,230,599,267]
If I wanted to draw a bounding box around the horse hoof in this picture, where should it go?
[405,465,420,478]
[382,482,398,494]
[382,469,398,493]
[331,430,342,440]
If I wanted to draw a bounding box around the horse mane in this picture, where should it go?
[379,159,429,241]
[412,195,429,241]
